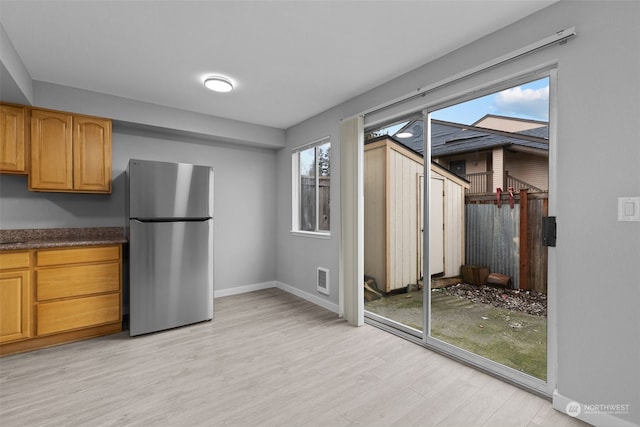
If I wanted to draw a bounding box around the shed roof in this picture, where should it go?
[364,135,470,187]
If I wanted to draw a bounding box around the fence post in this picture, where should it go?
[519,189,529,290]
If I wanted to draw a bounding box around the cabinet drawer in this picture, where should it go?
[36,245,120,267]
[37,293,120,336]
[36,262,120,301]
[0,251,30,270]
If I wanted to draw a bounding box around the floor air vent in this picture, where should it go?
[317,267,330,295]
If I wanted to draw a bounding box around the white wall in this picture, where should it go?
[277,2,640,425]
[0,23,33,105]
[0,102,278,296]
[550,3,639,425]
[1,1,638,424]
[276,109,342,308]
[33,81,285,150]
[113,129,278,292]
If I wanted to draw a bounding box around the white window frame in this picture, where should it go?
[291,136,331,238]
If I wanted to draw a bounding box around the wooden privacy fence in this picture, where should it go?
[300,176,330,231]
[465,190,548,293]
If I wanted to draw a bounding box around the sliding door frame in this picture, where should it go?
[361,66,558,397]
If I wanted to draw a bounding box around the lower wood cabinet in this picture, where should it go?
[0,251,31,344]
[37,293,120,336]
[0,271,31,343]
[0,244,122,356]
[36,262,120,301]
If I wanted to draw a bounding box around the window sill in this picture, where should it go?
[290,230,331,240]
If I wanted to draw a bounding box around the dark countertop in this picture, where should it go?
[0,227,127,251]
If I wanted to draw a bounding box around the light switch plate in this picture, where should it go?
[618,197,640,222]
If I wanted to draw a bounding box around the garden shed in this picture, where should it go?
[364,136,470,293]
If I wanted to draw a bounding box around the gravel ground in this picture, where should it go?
[443,283,547,316]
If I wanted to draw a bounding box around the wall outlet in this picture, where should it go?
[618,197,640,222]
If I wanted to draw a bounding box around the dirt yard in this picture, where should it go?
[365,287,547,380]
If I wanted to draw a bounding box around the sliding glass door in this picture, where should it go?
[426,76,551,390]
[364,72,555,393]
[363,115,425,336]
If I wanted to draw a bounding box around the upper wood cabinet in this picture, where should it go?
[0,104,28,174]
[29,108,112,193]
[73,115,112,192]
[30,109,73,191]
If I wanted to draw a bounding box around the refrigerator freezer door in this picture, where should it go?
[129,219,213,336]
[129,159,213,219]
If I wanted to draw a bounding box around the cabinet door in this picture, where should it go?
[0,271,31,343]
[0,104,27,174]
[30,109,73,191]
[73,116,112,192]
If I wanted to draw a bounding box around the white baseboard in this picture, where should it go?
[275,281,339,314]
[553,390,637,427]
[214,281,276,298]
[214,281,340,315]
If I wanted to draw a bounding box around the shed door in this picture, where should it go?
[429,177,445,276]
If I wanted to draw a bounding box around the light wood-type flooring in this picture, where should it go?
[1,288,589,427]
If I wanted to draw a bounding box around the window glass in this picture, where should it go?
[299,147,316,231]
[292,139,331,234]
[317,142,331,231]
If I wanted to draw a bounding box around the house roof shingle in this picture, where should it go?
[388,119,549,157]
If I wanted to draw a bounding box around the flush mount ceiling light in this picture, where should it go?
[397,123,422,139]
[204,76,234,93]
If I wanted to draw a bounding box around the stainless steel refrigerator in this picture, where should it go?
[127,159,213,336]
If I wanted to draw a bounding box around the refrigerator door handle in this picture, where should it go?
[131,217,211,223]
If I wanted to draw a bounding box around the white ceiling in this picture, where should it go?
[0,1,557,130]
